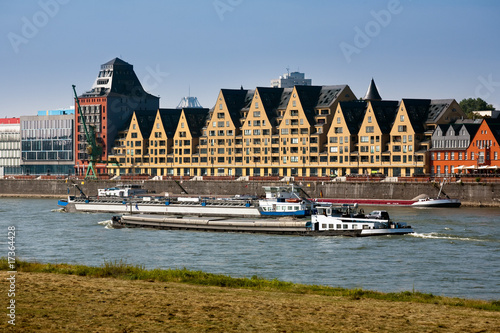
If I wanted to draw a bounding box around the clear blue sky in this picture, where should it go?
[1,0,499,118]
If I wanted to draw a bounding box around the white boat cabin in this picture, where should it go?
[311,204,407,232]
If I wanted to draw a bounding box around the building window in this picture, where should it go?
[400,115,404,122]
[253,111,260,117]
[398,125,407,132]
[366,126,374,133]
[219,104,223,110]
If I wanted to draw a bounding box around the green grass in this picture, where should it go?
[2,257,499,311]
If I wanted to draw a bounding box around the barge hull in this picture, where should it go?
[111,215,410,237]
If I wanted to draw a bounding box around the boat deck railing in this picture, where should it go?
[72,196,257,207]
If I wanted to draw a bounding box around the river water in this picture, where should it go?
[1,198,499,301]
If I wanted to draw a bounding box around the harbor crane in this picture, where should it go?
[72,85,102,179]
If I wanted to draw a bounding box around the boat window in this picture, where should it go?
[322,224,327,229]
[336,224,341,229]
[352,224,357,229]
[328,224,333,229]
[326,208,332,215]
[343,224,348,229]
[363,225,369,229]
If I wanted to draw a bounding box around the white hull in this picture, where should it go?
[70,202,262,217]
[411,198,461,208]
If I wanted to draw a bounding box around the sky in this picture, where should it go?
[1,0,499,118]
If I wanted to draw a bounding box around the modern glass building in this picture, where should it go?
[20,114,74,175]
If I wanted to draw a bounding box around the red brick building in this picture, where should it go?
[430,119,500,176]
[466,118,500,170]
[74,58,159,176]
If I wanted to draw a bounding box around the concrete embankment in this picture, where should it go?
[0,179,499,207]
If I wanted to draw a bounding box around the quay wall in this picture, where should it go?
[0,179,499,207]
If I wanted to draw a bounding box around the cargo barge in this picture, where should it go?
[110,203,414,237]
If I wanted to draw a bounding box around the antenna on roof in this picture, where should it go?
[286,66,290,75]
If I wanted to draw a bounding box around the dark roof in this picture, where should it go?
[158,109,183,138]
[255,87,284,126]
[134,110,158,140]
[369,100,398,133]
[295,85,322,126]
[400,99,431,133]
[428,99,454,122]
[363,78,382,101]
[461,123,481,138]
[338,101,367,135]
[220,89,254,128]
[182,108,210,137]
[102,57,131,67]
[316,85,349,108]
[484,118,500,144]
[81,58,159,101]
[435,123,452,136]
[278,88,293,109]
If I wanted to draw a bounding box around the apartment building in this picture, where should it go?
[430,122,480,176]
[105,79,466,178]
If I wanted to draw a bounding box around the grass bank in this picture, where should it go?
[1,259,499,332]
[2,258,499,311]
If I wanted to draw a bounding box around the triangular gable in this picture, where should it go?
[369,101,398,134]
[158,109,183,138]
[331,101,367,136]
[182,108,210,138]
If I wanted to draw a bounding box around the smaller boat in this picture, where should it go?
[310,203,414,236]
[411,179,461,208]
[258,185,312,217]
[97,184,148,197]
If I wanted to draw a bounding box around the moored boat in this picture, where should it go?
[411,197,461,208]
[411,178,461,208]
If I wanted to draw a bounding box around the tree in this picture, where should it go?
[459,98,494,118]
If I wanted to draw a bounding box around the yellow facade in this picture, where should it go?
[107,87,465,179]
[357,102,389,174]
[146,110,171,176]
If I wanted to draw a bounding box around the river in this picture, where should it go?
[1,198,499,301]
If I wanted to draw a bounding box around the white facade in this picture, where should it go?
[271,71,311,88]
[0,122,21,174]
[473,110,499,119]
